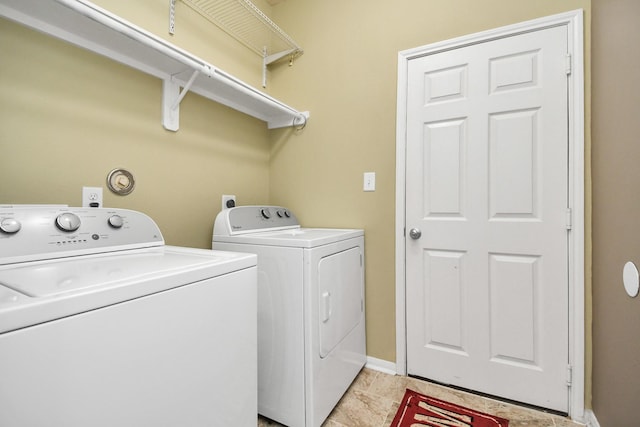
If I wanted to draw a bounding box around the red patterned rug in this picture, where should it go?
[391,389,509,427]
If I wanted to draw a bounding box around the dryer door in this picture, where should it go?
[317,245,363,358]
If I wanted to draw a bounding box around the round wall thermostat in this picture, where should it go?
[107,168,135,195]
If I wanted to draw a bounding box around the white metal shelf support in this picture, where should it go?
[262,46,297,88]
[162,69,199,131]
[174,0,303,87]
[169,0,176,34]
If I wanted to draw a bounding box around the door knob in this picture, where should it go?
[409,228,422,239]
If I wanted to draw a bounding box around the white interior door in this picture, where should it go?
[405,25,570,412]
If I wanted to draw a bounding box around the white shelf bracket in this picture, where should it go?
[162,69,199,131]
[262,46,297,88]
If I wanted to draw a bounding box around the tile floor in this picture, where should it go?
[258,368,583,427]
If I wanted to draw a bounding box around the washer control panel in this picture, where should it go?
[0,207,164,265]
[214,206,299,235]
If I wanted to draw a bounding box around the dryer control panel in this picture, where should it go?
[214,206,299,235]
[0,207,164,264]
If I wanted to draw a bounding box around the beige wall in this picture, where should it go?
[2,0,605,416]
[591,1,640,425]
[267,0,591,367]
[0,0,280,249]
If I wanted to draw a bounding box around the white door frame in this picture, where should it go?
[395,10,585,420]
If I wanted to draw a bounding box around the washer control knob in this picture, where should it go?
[0,218,21,234]
[260,208,271,219]
[283,210,291,218]
[108,214,124,229]
[56,212,81,232]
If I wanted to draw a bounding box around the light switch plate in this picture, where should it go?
[364,172,376,192]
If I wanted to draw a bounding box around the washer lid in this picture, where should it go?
[0,246,257,334]
[0,248,243,297]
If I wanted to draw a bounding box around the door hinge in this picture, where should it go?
[566,365,573,387]
[566,208,572,230]
[565,54,572,75]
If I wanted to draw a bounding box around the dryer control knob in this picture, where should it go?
[276,209,291,218]
[55,212,81,232]
[0,218,21,234]
[108,214,124,228]
[260,208,271,219]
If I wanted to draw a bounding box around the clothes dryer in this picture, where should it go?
[213,206,366,427]
[0,206,257,427]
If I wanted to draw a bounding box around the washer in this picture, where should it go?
[213,205,366,427]
[0,206,258,427]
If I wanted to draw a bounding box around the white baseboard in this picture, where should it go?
[583,409,600,427]
[365,356,397,375]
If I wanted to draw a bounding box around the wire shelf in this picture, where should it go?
[182,0,303,61]
[0,0,308,130]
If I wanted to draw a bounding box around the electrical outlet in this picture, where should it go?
[222,195,236,210]
[82,186,103,208]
